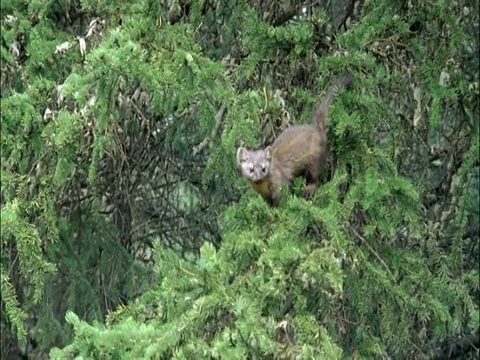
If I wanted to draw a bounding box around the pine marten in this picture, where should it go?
[237,74,353,207]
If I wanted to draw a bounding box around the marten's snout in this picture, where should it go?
[252,167,268,183]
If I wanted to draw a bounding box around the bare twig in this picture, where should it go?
[271,0,304,27]
[351,227,396,281]
[429,330,479,360]
[193,104,227,156]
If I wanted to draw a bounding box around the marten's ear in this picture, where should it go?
[264,146,272,160]
[237,147,250,163]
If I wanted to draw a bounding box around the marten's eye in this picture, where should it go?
[261,165,266,173]
[249,166,254,174]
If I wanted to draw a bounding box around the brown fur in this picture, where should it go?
[237,74,353,207]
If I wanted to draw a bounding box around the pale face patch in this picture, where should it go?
[237,147,271,183]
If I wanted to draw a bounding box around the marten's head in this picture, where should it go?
[237,146,272,184]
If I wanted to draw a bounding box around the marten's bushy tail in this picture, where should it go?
[313,73,353,132]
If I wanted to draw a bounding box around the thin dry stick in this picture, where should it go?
[193,104,227,156]
[351,227,396,281]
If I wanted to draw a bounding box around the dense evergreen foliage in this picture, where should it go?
[1,0,478,358]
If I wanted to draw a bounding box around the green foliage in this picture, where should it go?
[1,0,478,358]
[1,263,28,341]
[50,235,345,359]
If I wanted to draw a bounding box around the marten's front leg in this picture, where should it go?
[265,191,282,207]
[303,160,321,200]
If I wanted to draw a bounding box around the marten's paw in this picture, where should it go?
[303,184,317,201]
[270,193,282,207]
